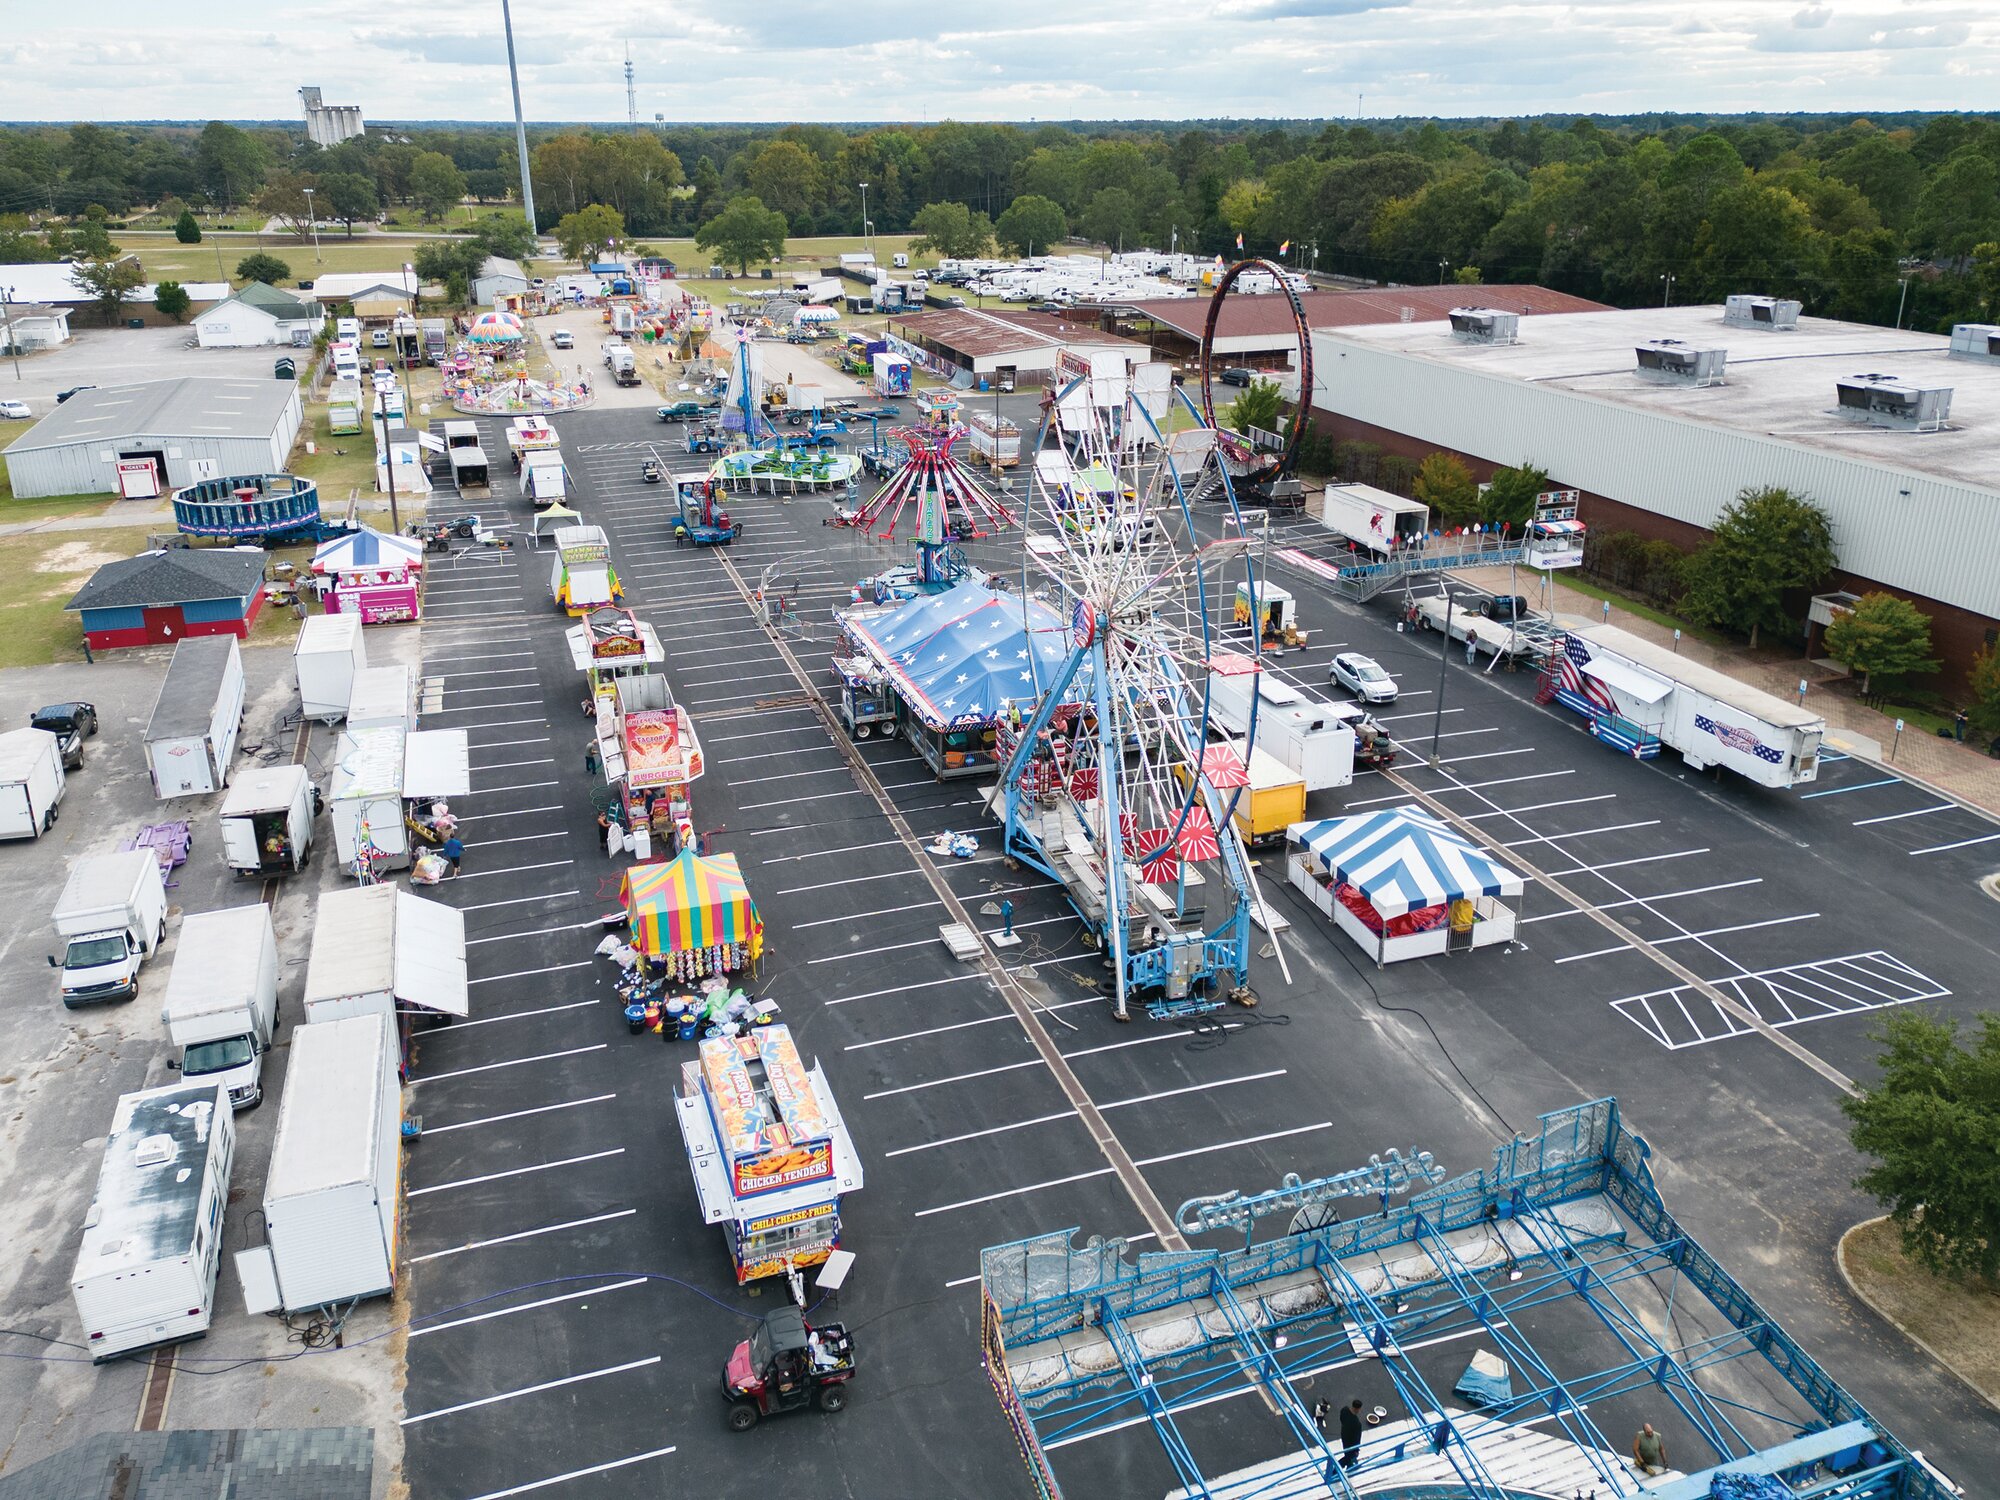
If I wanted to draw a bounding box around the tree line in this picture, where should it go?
[2,113,1998,328]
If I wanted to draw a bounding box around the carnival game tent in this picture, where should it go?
[312,526,425,576]
[1286,805,1522,965]
[622,849,763,961]
[311,526,426,623]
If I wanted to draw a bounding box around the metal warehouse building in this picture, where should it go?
[1308,304,2000,686]
[3,377,305,500]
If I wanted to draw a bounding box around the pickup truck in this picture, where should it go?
[29,702,97,771]
[657,401,715,421]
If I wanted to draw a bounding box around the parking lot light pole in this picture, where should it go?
[302,187,322,264]
[1430,594,1453,767]
[0,286,21,380]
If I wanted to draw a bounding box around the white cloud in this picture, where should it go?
[4,0,1997,119]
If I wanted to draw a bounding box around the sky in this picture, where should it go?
[5,0,1995,123]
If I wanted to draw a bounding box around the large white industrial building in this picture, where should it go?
[3,378,304,499]
[1309,303,2000,684]
[300,86,364,148]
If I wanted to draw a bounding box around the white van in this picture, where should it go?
[336,317,361,342]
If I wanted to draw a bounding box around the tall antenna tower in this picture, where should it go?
[625,43,636,128]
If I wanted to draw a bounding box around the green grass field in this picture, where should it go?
[379,202,514,231]
[118,231,443,288]
[0,526,159,668]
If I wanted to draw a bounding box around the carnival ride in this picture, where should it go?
[845,423,1018,589]
[172,473,354,546]
[980,1097,1959,1500]
[1190,258,1316,510]
[993,339,1279,1021]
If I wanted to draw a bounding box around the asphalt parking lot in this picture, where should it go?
[388,401,1994,1499]
[0,324,279,417]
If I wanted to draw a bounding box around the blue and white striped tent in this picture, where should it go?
[1290,806,1523,916]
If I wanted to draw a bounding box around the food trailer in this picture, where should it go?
[550,525,623,614]
[599,677,705,859]
[673,1024,863,1284]
[567,607,666,701]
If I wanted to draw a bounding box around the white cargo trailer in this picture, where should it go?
[0,726,66,839]
[346,664,418,733]
[295,613,368,722]
[235,1013,401,1315]
[302,883,468,1035]
[50,850,168,1007]
[163,906,280,1109]
[143,635,244,798]
[1312,483,1429,557]
[71,1080,234,1361]
[218,763,317,876]
[1204,672,1356,793]
[1547,624,1827,787]
[328,727,410,872]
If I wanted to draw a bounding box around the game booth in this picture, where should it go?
[312,527,426,623]
[673,1023,864,1285]
[621,848,763,985]
[596,675,706,858]
[1286,806,1523,966]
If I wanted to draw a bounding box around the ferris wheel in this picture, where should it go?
[995,355,1287,1021]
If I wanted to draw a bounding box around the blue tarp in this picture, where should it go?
[845,582,1077,731]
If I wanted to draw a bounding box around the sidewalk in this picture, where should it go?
[1452,564,2000,820]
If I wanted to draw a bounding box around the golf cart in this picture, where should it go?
[723,1306,855,1431]
[642,458,663,484]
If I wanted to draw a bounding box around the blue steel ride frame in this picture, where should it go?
[996,374,1265,1020]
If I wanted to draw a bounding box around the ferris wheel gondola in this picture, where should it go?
[993,352,1287,1021]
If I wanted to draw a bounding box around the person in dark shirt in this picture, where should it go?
[1633,1423,1667,1476]
[441,835,464,876]
[1339,1398,1364,1469]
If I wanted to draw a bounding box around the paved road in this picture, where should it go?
[391,411,1993,1500]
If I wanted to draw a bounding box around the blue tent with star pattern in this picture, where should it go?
[844,581,1081,731]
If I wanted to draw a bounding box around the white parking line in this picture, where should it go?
[457,779,563,796]
[441,666,540,679]
[410,1208,636,1264]
[448,858,575,881]
[1853,804,1952,826]
[1521,879,1762,924]
[476,757,558,771]
[416,1044,607,1083]
[409,1278,647,1339]
[467,830,569,849]
[465,920,604,945]
[1543,848,1707,879]
[808,932,951,965]
[730,764,853,785]
[862,1056,1045,1099]
[1498,819,1662,849]
[1463,795,1617,820]
[468,959,595,985]
[440,1000,597,1025]
[791,894,940,928]
[423,1093,616,1135]
[1911,831,2000,855]
[739,788,870,811]
[400,1355,660,1425]
[409,1148,626,1198]
[450,887,578,909]
[719,746,844,765]
[425,651,534,665]
[1555,912,1820,964]
[826,973,987,1007]
[471,736,553,750]
[883,1109,1079,1156]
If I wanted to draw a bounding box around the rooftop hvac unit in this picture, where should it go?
[1723,295,1801,330]
[1947,323,2000,365]
[1833,373,1953,432]
[1635,339,1727,386]
[1447,307,1519,346]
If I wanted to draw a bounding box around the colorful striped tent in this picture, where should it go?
[622,849,763,958]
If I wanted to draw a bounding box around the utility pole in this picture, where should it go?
[0,286,22,381]
[376,384,402,535]
[502,0,538,247]
[1429,593,1453,767]
[302,187,322,264]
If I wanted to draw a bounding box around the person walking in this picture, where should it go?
[1339,1399,1364,1470]
[1312,1398,1332,1437]
[1954,709,1969,743]
[441,834,464,877]
[1632,1423,1668,1477]
[584,740,600,776]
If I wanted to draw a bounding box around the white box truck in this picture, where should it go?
[235,1013,401,1316]
[303,884,469,1029]
[49,851,169,1008]
[329,727,410,873]
[1205,672,1356,793]
[219,763,318,877]
[162,906,280,1110]
[295,613,368,722]
[72,1080,233,1361]
[143,635,244,798]
[1313,483,1429,557]
[347,664,418,733]
[0,726,66,839]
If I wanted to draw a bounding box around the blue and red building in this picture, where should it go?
[66,549,268,652]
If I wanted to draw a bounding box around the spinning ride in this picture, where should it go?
[853,423,1017,587]
[995,360,1280,1021]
